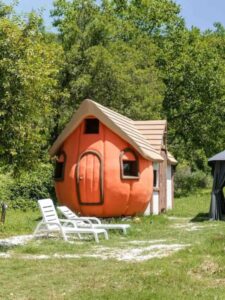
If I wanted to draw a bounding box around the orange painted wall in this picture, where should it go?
[55,118,153,217]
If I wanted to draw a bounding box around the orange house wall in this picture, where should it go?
[55,119,153,217]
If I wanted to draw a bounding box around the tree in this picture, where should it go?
[51,0,164,123]
[161,26,225,168]
[122,0,225,168]
[0,5,63,171]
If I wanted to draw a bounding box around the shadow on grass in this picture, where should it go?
[191,213,210,222]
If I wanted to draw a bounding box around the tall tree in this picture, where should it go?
[0,4,63,171]
[51,0,224,169]
[51,0,164,124]
[160,26,225,168]
[116,0,225,168]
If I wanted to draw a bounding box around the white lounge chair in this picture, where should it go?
[33,199,108,243]
[57,206,130,234]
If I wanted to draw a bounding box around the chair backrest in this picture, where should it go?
[38,199,60,230]
[58,206,78,220]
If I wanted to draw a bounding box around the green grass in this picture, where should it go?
[1,189,225,299]
[168,189,211,217]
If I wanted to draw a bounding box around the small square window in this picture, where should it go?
[84,119,99,134]
[122,160,138,177]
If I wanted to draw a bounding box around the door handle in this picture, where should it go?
[79,176,83,181]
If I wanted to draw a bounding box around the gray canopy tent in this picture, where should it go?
[208,150,225,220]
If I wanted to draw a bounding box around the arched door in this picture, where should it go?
[76,150,104,205]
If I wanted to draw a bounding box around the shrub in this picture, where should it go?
[174,163,212,197]
[0,163,55,211]
[0,170,14,202]
[9,163,55,210]
[9,197,38,211]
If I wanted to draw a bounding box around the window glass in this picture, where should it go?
[123,160,138,177]
[120,148,139,179]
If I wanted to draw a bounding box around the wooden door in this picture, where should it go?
[76,150,104,205]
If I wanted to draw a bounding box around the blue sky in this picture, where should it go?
[4,0,225,32]
[175,0,225,30]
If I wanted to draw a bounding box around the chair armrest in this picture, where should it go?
[79,217,101,224]
[41,221,63,230]
[67,218,94,228]
[59,219,78,228]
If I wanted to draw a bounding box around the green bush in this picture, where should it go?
[0,163,55,211]
[10,163,55,210]
[174,163,212,197]
[11,164,54,200]
[0,170,14,202]
[9,197,38,211]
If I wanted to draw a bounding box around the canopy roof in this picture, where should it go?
[208,150,225,165]
[49,99,163,162]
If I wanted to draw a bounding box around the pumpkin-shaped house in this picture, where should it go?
[49,99,176,217]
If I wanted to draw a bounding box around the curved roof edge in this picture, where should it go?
[49,99,163,162]
[167,151,178,165]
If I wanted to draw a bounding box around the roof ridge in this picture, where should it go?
[132,120,167,124]
[88,101,161,155]
[49,99,163,161]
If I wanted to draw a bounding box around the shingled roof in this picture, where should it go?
[133,120,167,152]
[49,99,163,162]
[133,120,177,165]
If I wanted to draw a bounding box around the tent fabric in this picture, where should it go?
[209,160,225,220]
[208,150,225,166]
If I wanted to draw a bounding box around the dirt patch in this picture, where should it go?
[92,243,190,262]
[167,217,191,221]
[171,223,203,231]
[128,239,167,245]
[0,234,190,263]
[189,257,222,280]
[171,222,217,232]
[0,241,189,262]
[199,260,221,275]
[0,253,11,258]
[210,278,225,287]
[0,235,33,247]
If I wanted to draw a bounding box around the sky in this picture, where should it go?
[4,0,225,32]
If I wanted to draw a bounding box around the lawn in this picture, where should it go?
[1,189,225,300]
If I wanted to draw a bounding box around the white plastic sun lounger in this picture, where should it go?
[57,206,130,234]
[33,199,108,243]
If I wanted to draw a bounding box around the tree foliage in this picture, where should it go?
[161,26,225,168]
[0,5,63,170]
[0,0,224,176]
[51,0,164,122]
[52,0,225,170]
